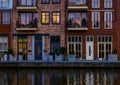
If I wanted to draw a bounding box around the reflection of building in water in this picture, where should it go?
[85,72,94,85]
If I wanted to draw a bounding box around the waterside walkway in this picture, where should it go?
[0,61,120,68]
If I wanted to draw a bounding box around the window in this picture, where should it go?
[41,12,49,24]
[0,37,8,52]
[20,0,37,6]
[98,36,112,59]
[68,0,87,5]
[68,12,87,28]
[92,12,100,29]
[41,0,50,4]
[52,0,60,4]
[67,36,82,59]
[2,12,11,24]
[52,12,60,24]
[18,13,37,28]
[92,0,100,8]
[50,36,60,54]
[104,0,112,8]
[18,36,27,60]
[104,12,112,29]
[0,0,8,8]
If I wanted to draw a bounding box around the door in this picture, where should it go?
[86,36,94,60]
[35,35,42,60]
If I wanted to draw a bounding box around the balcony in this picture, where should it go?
[68,0,88,10]
[17,0,37,11]
[16,21,37,31]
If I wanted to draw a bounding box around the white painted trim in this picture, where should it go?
[32,36,35,60]
[90,10,114,12]
[42,36,44,60]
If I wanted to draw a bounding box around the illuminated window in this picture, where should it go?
[41,12,49,24]
[18,36,27,60]
[52,12,60,24]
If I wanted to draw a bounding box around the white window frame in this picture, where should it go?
[92,12,100,29]
[0,0,8,8]
[92,0,100,8]
[0,37,8,52]
[104,12,112,29]
[67,36,82,59]
[97,36,112,59]
[104,0,112,8]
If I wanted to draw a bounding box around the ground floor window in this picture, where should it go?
[50,36,60,54]
[98,36,112,59]
[0,37,8,52]
[18,36,27,60]
[67,36,82,59]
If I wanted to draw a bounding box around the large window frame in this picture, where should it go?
[98,36,112,59]
[104,12,112,29]
[52,0,60,4]
[67,36,82,59]
[52,12,60,24]
[104,0,112,8]
[0,0,8,8]
[0,37,8,52]
[41,12,50,25]
[92,0,100,8]
[2,12,11,24]
[92,12,100,29]
[41,0,50,4]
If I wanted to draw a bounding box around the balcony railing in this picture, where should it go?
[16,20,37,31]
[67,20,88,30]
[17,0,37,10]
[68,0,88,10]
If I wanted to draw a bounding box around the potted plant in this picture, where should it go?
[27,50,33,61]
[55,48,62,61]
[68,50,75,61]
[59,47,66,61]
[3,51,8,61]
[108,48,117,61]
[48,52,53,61]
[8,48,14,61]
[18,52,23,61]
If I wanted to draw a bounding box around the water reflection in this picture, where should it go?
[0,69,119,85]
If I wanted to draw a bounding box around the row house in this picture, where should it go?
[66,0,118,60]
[12,0,66,60]
[0,0,13,55]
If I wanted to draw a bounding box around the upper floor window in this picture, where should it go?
[18,13,37,28]
[52,0,60,4]
[92,12,100,29]
[52,12,60,24]
[68,0,87,5]
[92,0,100,8]
[41,0,50,4]
[104,0,112,8]
[19,0,37,6]
[104,12,112,29]
[41,12,50,24]
[0,0,8,8]
[2,12,11,24]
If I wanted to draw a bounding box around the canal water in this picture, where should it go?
[0,68,119,85]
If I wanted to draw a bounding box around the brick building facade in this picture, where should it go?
[12,0,66,60]
[66,0,118,60]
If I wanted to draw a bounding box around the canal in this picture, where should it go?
[0,68,119,85]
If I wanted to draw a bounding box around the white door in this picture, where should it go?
[86,36,94,60]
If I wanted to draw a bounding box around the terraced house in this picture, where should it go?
[12,0,66,60]
[66,0,118,60]
[0,0,13,54]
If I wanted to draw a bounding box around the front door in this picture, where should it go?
[86,36,94,60]
[35,36,42,60]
